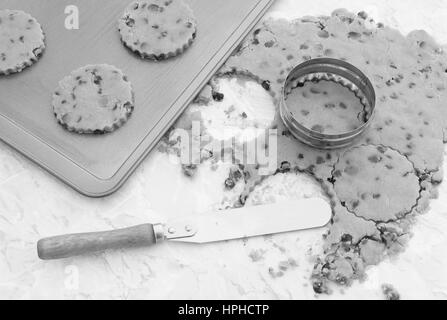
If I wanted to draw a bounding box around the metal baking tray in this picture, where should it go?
[0,0,274,197]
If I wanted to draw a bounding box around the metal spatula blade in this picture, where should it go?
[37,198,332,260]
[168,198,331,244]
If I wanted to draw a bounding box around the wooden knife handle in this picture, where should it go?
[37,224,161,260]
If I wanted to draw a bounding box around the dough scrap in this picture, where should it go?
[52,64,134,134]
[118,0,197,60]
[0,10,45,75]
[382,284,401,300]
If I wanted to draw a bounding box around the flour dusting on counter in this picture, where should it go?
[2,0,447,300]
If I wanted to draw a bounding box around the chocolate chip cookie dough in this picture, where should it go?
[119,0,197,60]
[52,64,134,134]
[286,79,367,134]
[0,10,45,75]
[171,8,446,292]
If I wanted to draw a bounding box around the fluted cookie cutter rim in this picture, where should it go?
[280,58,376,150]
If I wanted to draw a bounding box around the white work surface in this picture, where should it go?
[1,0,447,299]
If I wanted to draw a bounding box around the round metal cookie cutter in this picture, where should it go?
[280,58,376,150]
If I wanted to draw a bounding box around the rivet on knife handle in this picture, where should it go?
[163,222,198,240]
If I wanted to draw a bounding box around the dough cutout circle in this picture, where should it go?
[118,0,197,60]
[0,10,45,75]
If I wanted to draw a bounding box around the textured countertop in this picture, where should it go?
[1,0,447,299]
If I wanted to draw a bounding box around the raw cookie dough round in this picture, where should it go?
[52,64,134,134]
[118,0,197,60]
[0,10,45,75]
[333,145,420,222]
[286,79,366,134]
